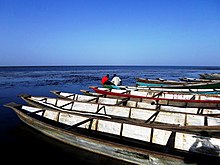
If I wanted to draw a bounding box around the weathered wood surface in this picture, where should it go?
[101,84,220,94]
[136,78,198,85]
[51,90,220,115]
[18,94,220,132]
[89,86,220,109]
[4,102,220,165]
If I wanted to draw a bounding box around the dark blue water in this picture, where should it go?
[1,66,220,164]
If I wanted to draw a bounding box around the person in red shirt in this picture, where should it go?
[101,74,114,85]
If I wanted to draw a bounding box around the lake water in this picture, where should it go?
[1,65,220,164]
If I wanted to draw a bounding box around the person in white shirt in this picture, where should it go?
[111,74,122,86]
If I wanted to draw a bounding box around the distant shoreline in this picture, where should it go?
[1,65,220,68]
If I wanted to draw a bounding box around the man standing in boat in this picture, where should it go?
[111,74,122,86]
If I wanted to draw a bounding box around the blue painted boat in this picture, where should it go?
[136,78,220,89]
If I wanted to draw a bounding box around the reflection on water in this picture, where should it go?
[2,122,133,165]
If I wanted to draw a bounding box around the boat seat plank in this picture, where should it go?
[66,118,94,130]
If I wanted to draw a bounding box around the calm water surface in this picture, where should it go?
[1,66,220,164]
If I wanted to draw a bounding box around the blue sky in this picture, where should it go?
[0,0,220,66]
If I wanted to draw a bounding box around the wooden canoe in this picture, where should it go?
[136,78,197,86]
[89,86,220,109]
[133,87,220,95]
[4,102,220,164]
[102,84,220,94]
[200,73,220,80]
[136,78,220,89]
[86,87,220,100]
[18,94,220,130]
[179,77,212,82]
[51,90,220,115]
